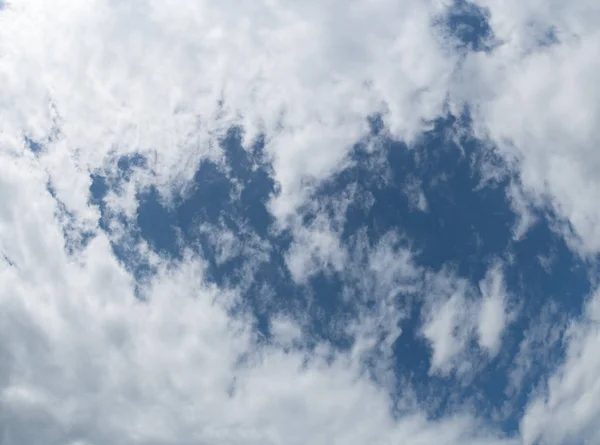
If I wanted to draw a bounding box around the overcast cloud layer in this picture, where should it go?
[1,1,599,444]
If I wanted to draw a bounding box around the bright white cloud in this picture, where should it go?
[460,0,600,254]
[421,271,478,376]
[422,291,473,374]
[0,0,456,227]
[477,264,510,356]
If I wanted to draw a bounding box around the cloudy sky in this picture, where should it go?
[1,0,599,444]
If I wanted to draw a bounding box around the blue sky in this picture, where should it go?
[1,1,600,444]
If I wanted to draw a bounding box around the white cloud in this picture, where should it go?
[285,214,348,284]
[2,0,600,443]
[422,290,471,374]
[270,315,303,346]
[520,289,600,445]
[451,2,600,436]
[477,264,510,356]
[421,271,478,376]
[198,220,271,266]
[459,0,600,254]
[0,0,457,228]
[343,231,421,384]
[449,2,600,439]
[506,181,537,241]
[506,302,566,399]
[421,264,513,375]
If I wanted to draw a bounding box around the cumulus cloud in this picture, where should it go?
[0,0,457,228]
[421,263,512,376]
[460,0,600,254]
[2,0,600,443]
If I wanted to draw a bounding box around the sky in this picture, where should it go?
[1,0,600,444]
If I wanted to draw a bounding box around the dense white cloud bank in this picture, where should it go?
[1,0,600,444]
[0,0,456,224]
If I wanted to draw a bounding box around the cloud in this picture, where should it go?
[270,315,303,346]
[477,264,510,356]
[458,0,600,254]
[506,181,537,241]
[404,176,429,212]
[0,0,457,228]
[520,289,600,445]
[421,278,476,376]
[505,302,567,400]
[449,3,600,439]
[421,263,512,376]
[2,0,600,443]
[285,213,348,284]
